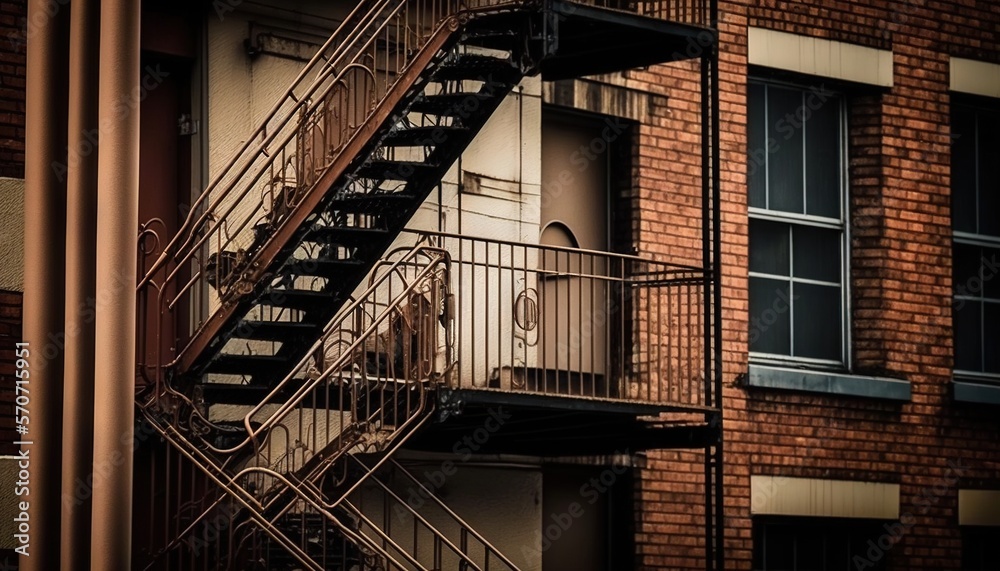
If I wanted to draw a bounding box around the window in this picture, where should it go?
[952,104,1000,379]
[962,526,1000,570]
[753,517,888,571]
[748,80,848,365]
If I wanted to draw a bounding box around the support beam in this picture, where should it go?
[90,0,140,568]
[61,0,101,567]
[22,0,70,568]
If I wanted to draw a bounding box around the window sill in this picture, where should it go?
[746,364,911,401]
[953,378,1000,405]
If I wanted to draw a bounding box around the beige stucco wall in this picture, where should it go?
[0,177,25,292]
[0,457,21,549]
[360,463,543,571]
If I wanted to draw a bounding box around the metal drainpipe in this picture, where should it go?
[61,0,101,567]
[22,0,70,568]
[90,0,140,568]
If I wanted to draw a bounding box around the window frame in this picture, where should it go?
[747,77,852,370]
[952,100,1000,382]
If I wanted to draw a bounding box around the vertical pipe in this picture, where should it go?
[700,47,714,571]
[61,0,100,566]
[22,0,70,568]
[90,0,140,568]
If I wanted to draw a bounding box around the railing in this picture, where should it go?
[135,0,711,386]
[139,244,454,568]
[401,231,710,409]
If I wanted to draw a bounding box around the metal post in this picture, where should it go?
[90,0,140,568]
[22,0,70,568]
[61,0,101,567]
[709,0,724,567]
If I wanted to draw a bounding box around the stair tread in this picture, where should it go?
[382,125,471,146]
[206,354,292,377]
[285,257,368,279]
[328,193,417,214]
[231,320,322,341]
[355,160,439,181]
[409,92,499,116]
[433,53,520,81]
[258,289,338,311]
[304,225,391,245]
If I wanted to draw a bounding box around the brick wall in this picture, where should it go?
[0,290,22,457]
[0,0,26,178]
[625,1,1000,569]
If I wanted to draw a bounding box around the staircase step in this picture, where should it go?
[355,160,439,182]
[200,381,349,408]
[285,257,367,279]
[231,320,321,342]
[259,289,336,312]
[433,53,520,82]
[328,192,417,214]
[381,125,471,147]
[409,93,497,117]
[205,354,291,379]
[304,225,391,246]
[463,30,520,51]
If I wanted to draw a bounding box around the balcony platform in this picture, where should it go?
[538,0,716,79]
[401,387,718,456]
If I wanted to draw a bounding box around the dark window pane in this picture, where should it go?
[751,219,791,275]
[954,299,983,372]
[952,106,977,233]
[761,523,796,570]
[979,111,1000,237]
[805,93,841,219]
[793,225,842,283]
[750,277,792,355]
[793,283,842,361]
[795,531,824,571]
[824,528,851,570]
[983,246,1000,299]
[985,302,1000,374]
[768,86,805,213]
[962,526,1000,571]
[749,81,768,209]
[953,243,981,295]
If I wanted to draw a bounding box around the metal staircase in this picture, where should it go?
[135,1,720,569]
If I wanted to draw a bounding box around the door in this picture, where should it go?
[539,110,610,394]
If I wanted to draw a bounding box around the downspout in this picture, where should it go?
[22,0,70,568]
[61,0,101,567]
[90,0,140,568]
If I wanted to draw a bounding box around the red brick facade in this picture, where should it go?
[630,1,1000,569]
[0,290,23,457]
[0,0,25,179]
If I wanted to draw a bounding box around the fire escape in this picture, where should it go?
[134,1,722,569]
